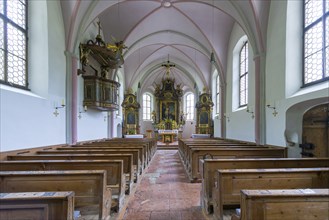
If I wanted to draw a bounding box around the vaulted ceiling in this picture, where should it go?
[61,0,270,94]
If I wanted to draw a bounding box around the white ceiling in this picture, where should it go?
[61,0,270,94]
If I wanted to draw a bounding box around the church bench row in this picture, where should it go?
[213,167,329,220]
[0,170,112,220]
[0,159,125,211]
[38,149,142,180]
[7,153,135,193]
[177,138,286,182]
[186,146,286,182]
[235,189,329,220]
[200,157,329,214]
[109,138,157,160]
[67,143,149,170]
[84,138,157,164]
[0,191,75,220]
[178,138,254,164]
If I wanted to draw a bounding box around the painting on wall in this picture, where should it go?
[200,111,209,124]
[127,112,135,124]
[160,101,176,121]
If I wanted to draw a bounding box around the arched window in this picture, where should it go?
[185,93,194,120]
[303,0,328,85]
[239,41,248,107]
[215,74,220,114]
[142,93,151,120]
[0,0,28,89]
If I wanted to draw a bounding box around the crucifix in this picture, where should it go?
[161,56,175,78]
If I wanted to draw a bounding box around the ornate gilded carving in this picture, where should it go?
[122,90,140,135]
[195,93,214,135]
[79,22,127,74]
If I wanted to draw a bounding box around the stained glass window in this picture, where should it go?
[143,93,151,120]
[0,0,27,88]
[303,0,328,85]
[239,42,248,107]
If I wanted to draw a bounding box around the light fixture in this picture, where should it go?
[53,100,65,117]
[163,1,171,8]
[223,113,230,122]
[267,104,278,117]
[246,106,255,119]
[78,105,88,119]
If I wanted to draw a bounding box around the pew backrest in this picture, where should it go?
[0,191,75,220]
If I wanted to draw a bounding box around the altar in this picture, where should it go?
[158,130,178,143]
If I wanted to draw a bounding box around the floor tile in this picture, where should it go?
[122,150,206,220]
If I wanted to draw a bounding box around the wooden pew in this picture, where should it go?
[200,157,329,214]
[107,138,157,161]
[37,149,142,178]
[188,146,286,182]
[0,170,112,220]
[62,145,147,170]
[79,138,156,165]
[7,153,134,194]
[0,191,75,220]
[0,160,125,211]
[239,189,329,220]
[178,138,252,164]
[213,167,329,220]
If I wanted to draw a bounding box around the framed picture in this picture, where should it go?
[160,101,177,121]
[127,112,135,124]
[200,111,209,124]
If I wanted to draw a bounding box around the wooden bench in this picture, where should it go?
[0,160,125,211]
[62,145,147,170]
[37,149,142,178]
[0,191,75,220]
[79,138,156,165]
[187,147,287,182]
[185,145,264,174]
[106,138,157,161]
[178,138,252,162]
[7,153,134,194]
[0,170,112,220]
[200,157,329,214]
[213,167,329,220]
[239,189,329,220]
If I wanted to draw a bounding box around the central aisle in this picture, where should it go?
[122,150,206,220]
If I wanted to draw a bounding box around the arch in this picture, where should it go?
[116,123,122,138]
[285,97,329,157]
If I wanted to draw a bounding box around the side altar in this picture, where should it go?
[152,61,185,143]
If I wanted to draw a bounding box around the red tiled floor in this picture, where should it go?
[122,150,207,220]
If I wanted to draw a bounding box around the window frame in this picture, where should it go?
[142,93,152,121]
[215,74,220,115]
[185,92,194,120]
[239,41,248,107]
[0,0,29,90]
[302,0,329,87]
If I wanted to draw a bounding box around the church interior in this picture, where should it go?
[0,0,328,220]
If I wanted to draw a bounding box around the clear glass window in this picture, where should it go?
[0,0,28,88]
[142,93,151,120]
[185,93,194,120]
[239,41,248,107]
[303,0,328,85]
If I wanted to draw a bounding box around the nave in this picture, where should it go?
[120,150,208,220]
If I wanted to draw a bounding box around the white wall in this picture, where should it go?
[225,23,255,142]
[76,20,110,141]
[265,1,328,157]
[0,1,66,151]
